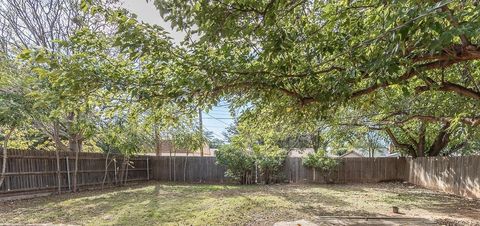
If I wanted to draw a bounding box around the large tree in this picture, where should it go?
[52,1,480,157]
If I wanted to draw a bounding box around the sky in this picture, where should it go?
[121,0,234,139]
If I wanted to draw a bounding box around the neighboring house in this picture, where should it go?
[339,150,365,158]
[385,152,401,157]
[288,148,362,158]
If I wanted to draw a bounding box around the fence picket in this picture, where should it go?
[1,149,478,199]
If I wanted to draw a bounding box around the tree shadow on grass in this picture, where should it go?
[0,182,216,225]
[267,185,384,217]
[383,189,480,221]
[2,182,478,225]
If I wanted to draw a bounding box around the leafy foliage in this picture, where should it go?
[215,141,287,184]
[215,144,255,184]
[253,144,287,184]
[303,151,339,172]
[303,150,340,183]
[2,0,480,159]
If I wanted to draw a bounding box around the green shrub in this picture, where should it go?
[254,145,287,184]
[215,144,287,184]
[303,151,339,183]
[215,144,255,184]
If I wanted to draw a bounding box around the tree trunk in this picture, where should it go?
[0,126,15,189]
[124,158,129,185]
[386,128,417,158]
[102,151,111,189]
[313,168,316,182]
[312,133,320,152]
[72,139,80,192]
[417,122,426,157]
[154,125,161,156]
[428,123,451,156]
[55,148,61,194]
[184,151,188,182]
[173,142,176,182]
[117,156,127,185]
[169,146,172,181]
[52,122,69,152]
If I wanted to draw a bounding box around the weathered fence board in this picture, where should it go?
[150,156,227,183]
[282,157,408,184]
[0,149,150,195]
[1,149,479,199]
[407,156,480,199]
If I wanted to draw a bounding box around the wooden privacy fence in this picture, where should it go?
[148,156,408,184]
[150,156,227,182]
[407,156,480,199]
[0,149,151,195]
[1,149,479,199]
[283,157,407,183]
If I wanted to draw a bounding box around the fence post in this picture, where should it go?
[125,161,129,185]
[146,157,150,181]
[114,159,117,185]
[66,156,71,191]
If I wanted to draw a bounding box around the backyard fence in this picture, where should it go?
[283,157,408,184]
[150,156,227,182]
[1,149,479,199]
[0,149,150,196]
[407,156,480,198]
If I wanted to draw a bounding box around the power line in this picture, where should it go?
[205,113,231,126]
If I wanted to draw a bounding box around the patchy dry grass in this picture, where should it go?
[0,182,478,225]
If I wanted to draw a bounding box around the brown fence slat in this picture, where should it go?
[406,156,479,199]
[1,149,478,199]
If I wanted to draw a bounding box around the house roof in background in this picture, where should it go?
[340,150,364,158]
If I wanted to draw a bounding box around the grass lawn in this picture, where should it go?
[0,182,478,225]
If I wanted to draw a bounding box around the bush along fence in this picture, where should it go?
[0,149,479,199]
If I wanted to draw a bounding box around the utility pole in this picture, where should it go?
[198,109,204,157]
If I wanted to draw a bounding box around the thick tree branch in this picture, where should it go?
[394,115,480,127]
[415,81,480,100]
[428,122,451,156]
[385,128,417,157]
[352,44,480,99]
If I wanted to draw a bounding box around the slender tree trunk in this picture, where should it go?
[55,148,61,194]
[118,156,126,185]
[154,125,161,156]
[73,139,80,192]
[184,151,188,182]
[102,151,111,189]
[417,122,426,157]
[173,143,176,182]
[0,127,15,189]
[169,145,172,181]
[124,157,129,185]
[313,168,316,182]
[114,158,117,185]
[52,122,68,152]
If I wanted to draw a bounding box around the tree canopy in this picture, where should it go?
[1,0,480,157]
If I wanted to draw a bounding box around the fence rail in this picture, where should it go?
[407,156,480,198]
[150,156,227,183]
[0,149,150,195]
[1,149,478,199]
[283,157,408,184]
